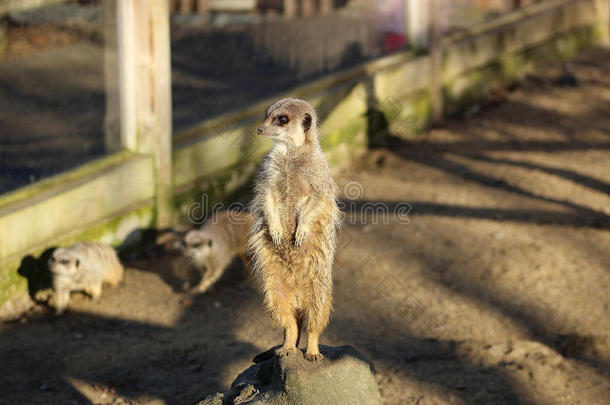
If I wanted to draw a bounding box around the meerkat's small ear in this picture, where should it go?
[302,113,312,133]
[75,259,80,268]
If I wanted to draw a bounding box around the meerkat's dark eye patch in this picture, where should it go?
[302,113,312,132]
[75,259,80,268]
[208,240,213,247]
[277,115,289,125]
[59,259,69,265]
[191,242,202,249]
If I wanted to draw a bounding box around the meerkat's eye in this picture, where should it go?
[208,240,213,247]
[60,259,68,265]
[277,115,289,125]
[191,242,202,249]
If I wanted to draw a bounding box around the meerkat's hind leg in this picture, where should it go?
[304,298,331,361]
[304,331,323,361]
[193,266,222,293]
[276,314,301,358]
[274,300,302,358]
[107,276,121,288]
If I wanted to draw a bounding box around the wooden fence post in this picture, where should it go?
[103,0,121,152]
[284,0,297,18]
[429,0,443,123]
[594,0,609,45]
[107,0,174,227]
[302,0,315,17]
[405,0,430,50]
[133,0,174,227]
[196,0,208,14]
[103,0,138,152]
[320,0,332,16]
[179,0,193,13]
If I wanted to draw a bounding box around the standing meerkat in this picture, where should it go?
[48,241,124,314]
[249,98,340,361]
[183,209,254,293]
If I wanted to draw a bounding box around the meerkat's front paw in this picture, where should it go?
[294,225,308,246]
[304,352,324,362]
[89,284,102,301]
[195,281,212,293]
[269,227,282,247]
[276,346,302,358]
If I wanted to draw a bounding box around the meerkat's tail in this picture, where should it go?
[296,314,304,348]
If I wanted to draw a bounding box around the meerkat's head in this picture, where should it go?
[48,248,81,276]
[183,230,215,269]
[257,98,318,147]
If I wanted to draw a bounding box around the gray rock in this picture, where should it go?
[198,392,224,405]
[201,345,382,405]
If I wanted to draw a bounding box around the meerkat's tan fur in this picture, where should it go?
[183,210,254,292]
[249,98,340,361]
[48,241,124,314]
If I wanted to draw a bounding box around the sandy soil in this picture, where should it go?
[1,47,609,405]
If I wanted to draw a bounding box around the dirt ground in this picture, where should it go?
[1,47,610,405]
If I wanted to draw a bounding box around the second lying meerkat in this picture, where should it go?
[183,210,254,293]
[48,241,124,314]
[249,98,340,361]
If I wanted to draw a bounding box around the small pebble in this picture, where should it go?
[39,382,57,391]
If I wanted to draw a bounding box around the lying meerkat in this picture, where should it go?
[48,241,124,314]
[249,98,340,361]
[183,209,254,293]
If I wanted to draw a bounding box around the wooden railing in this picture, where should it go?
[170,0,335,17]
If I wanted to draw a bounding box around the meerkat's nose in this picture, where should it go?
[257,127,263,135]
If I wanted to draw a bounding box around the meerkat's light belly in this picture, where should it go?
[276,193,298,233]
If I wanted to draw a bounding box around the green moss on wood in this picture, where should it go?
[410,92,432,131]
[0,259,28,309]
[0,151,135,212]
[174,162,258,226]
[443,26,596,115]
[321,118,366,150]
